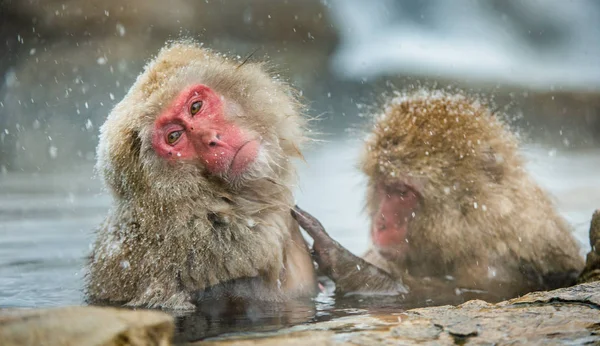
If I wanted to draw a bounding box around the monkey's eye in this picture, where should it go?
[190,101,203,116]
[166,130,183,145]
[391,183,409,196]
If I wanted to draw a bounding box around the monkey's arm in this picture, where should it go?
[291,206,502,303]
[291,206,408,295]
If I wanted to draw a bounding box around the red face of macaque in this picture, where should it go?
[151,84,260,178]
[371,182,420,260]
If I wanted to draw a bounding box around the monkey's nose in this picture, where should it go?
[200,130,222,148]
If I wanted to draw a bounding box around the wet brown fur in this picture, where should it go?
[86,41,316,309]
[361,90,584,299]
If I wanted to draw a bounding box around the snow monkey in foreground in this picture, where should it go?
[86,41,317,310]
[294,90,584,304]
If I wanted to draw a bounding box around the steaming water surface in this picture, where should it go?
[0,138,598,340]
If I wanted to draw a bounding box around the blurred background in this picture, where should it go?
[1,0,599,308]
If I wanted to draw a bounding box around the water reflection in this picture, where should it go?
[172,298,316,342]
[167,274,517,342]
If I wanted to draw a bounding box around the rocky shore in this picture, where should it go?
[199,282,600,346]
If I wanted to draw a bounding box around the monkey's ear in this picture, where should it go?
[481,146,504,183]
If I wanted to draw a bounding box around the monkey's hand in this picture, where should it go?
[292,205,408,295]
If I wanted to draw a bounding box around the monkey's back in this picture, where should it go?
[476,173,584,294]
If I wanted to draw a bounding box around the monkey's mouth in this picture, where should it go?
[371,182,420,257]
[228,140,260,176]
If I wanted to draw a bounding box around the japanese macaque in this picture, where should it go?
[295,90,585,303]
[86,41,317,310]
[578,210,600,283]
